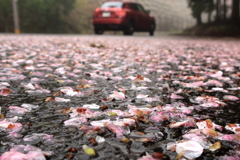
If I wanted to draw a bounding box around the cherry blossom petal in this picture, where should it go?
[137,153,159,160]
[0,151,28,160]
[83,104,100,110]
[223,95,239,101]
[170,93,184,99]
[54,97,71,102]
[109,91,125,100]
[176,141,203,159]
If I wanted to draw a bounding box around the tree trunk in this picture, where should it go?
[208,11,212,23]
[196,14,202,25]
[223,0,227,20]
[216,0,220,22]
[231,0,240,22]
[207,0,214,23]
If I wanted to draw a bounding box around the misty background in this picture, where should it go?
[0,0,239,36]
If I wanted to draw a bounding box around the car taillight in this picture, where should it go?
[116,10,126,18]
[93,8,101,18]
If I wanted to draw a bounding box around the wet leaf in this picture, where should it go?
[45,97,53,102]
[100,105,108,111]
[7,124,16,129]
[61,107,72,114]
[135,75,144,81]
[135,131,145,135]
[0,88,11,96]
[209,142,221,151]
[169,121,186,128]
[0,113,4,120]
[202,129,218,137]
[234,134,240,142]
[82,145,95,156]
[176,150,184,160]
[69,147,77,153]
[121,138,131,143]
[135,138,151,142]
[108,112,117,116]
[225,123,240,133]
[206,119,214,128]
[227,123,237,127]
[151,152,163,159]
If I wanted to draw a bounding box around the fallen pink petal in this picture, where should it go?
[170,93,184,99]
[8,106,28,116]
[109,91,125,100]
[0,144,53,160]
[54,97,71,102]
[223,95,239,101]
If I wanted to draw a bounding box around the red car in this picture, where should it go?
[92,1,156,36]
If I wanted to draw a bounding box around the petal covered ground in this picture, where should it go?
[0,35,240,160]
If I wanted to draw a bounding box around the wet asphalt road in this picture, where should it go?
[0,34,240,160]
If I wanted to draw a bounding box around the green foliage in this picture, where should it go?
[188,0,240,25]
[0,0,76,33]
[204,0,214,13]
[188,0,206,25]
[188,0,205,18]
[204,0,214,23]
[0,0,14,32]
[187,0,240,36]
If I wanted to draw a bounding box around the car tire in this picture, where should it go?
[149,23,155,36]
[94,28,104,35]
[123,22,134,35]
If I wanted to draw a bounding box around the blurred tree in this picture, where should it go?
[215,0,221,22]
[65,0,97,33]
[223,0,227,20]
[18,0,76,33]
[188,0,205,25]
[205,0,214,23]
[188,0,240,24]
[231,0,240,22]
[187,0,240,36]
[0,0,76,33]
[0,0,13,32]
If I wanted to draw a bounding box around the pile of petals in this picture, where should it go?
[0,144,53,160]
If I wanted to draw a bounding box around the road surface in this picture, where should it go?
[0,34,240,160]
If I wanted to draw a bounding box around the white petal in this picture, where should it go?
[176,141,203,159]
[83,104,100,110]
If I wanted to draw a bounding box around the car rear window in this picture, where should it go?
[101,2,123,8]
[128,3,138,10]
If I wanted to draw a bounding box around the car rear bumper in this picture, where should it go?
[93,24,125,30]
[93,18,127,30]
